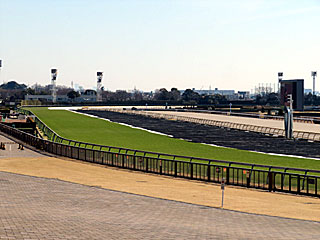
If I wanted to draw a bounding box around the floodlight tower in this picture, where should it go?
[51,69,58,103]
[278,72,283,94]
[0,59,2,83]
[96,72,103,102]
[0,59,2,84]
[312,71,317,96]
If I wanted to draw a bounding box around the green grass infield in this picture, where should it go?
[25,107,320,171]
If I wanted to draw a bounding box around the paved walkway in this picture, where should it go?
[1,171,320,240]
[0,134,44,159]
[1,134,320,239]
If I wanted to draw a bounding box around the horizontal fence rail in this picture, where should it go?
[107,109,320,142]
[10,108,320,198]
[168,109,318,124]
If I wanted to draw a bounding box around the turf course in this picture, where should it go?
[26,107,320,170]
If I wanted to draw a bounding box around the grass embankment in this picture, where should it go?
[25,107,320,170]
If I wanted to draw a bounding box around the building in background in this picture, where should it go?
[237,91,250,99]
[280,79,304,110]
[25,89,97,103]
[25,95,69,102]
[304,89,312,95]
[75,90,97,102]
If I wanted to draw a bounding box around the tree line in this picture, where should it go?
[1,81,320,106]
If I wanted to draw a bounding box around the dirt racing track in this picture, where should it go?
[78,110,320,159]
[150,110,320,134]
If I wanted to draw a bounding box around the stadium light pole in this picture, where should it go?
[278,72,283,95]
[51,69,58,103]
[96,72,103,102]
[0,59,2,84]
[312,71,317,96]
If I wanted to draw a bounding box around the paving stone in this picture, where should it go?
[0,171,319,239]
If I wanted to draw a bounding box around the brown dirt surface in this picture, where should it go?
[1,156,319,222]
[150,110,320,133]
[79,110,320,158]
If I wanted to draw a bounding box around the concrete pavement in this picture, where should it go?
[1,134,320,239]
[1,171,320,240]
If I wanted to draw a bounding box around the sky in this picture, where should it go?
[0,0,319,92]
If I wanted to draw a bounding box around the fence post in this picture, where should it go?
[289,174,292,192]
[159,160,162,175]
[207,164,211,182]
[297,175,301,194]
[174,161,178,177]
[268,172,273,192]
[133,156,136,170]
[190,162,193,179]
[226,167,230,184]
[122,155,125,168]
[145,157,148,172]
[111,153,114,166]
[246,171,250,188]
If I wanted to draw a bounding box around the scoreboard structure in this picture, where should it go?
[280,79,304,110]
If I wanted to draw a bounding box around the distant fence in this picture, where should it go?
[171,109,317,124]
[7,108,319,198]
[108,109,320,142]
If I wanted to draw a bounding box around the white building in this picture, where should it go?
[25,95,69,102]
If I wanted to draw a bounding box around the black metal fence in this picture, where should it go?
[1,114,320,198]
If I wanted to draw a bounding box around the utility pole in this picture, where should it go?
[221,178,225,208]
[284,94,293,139]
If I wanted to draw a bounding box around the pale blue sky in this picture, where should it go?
[0,0,319,92]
